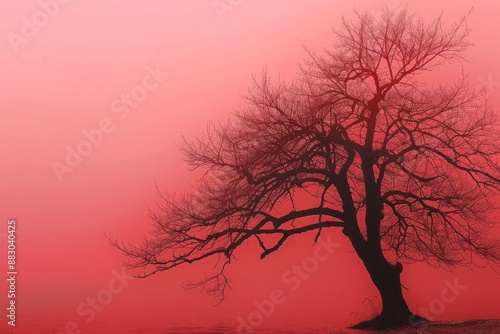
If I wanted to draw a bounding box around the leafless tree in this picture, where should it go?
[111,8,500,329]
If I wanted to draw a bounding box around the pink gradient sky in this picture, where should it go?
[0,1,499,333]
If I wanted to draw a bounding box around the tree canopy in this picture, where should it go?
[112,9,500,317]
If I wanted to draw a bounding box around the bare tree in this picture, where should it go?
[111,9,500,329]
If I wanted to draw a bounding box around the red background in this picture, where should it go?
[0,1,499,333]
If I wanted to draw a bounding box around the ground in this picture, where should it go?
[335,319,500,334]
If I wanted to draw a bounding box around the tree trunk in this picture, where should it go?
[345,230,426,330]
[354,260,413,329]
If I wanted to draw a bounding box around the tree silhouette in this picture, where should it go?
[111,9,500,329]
